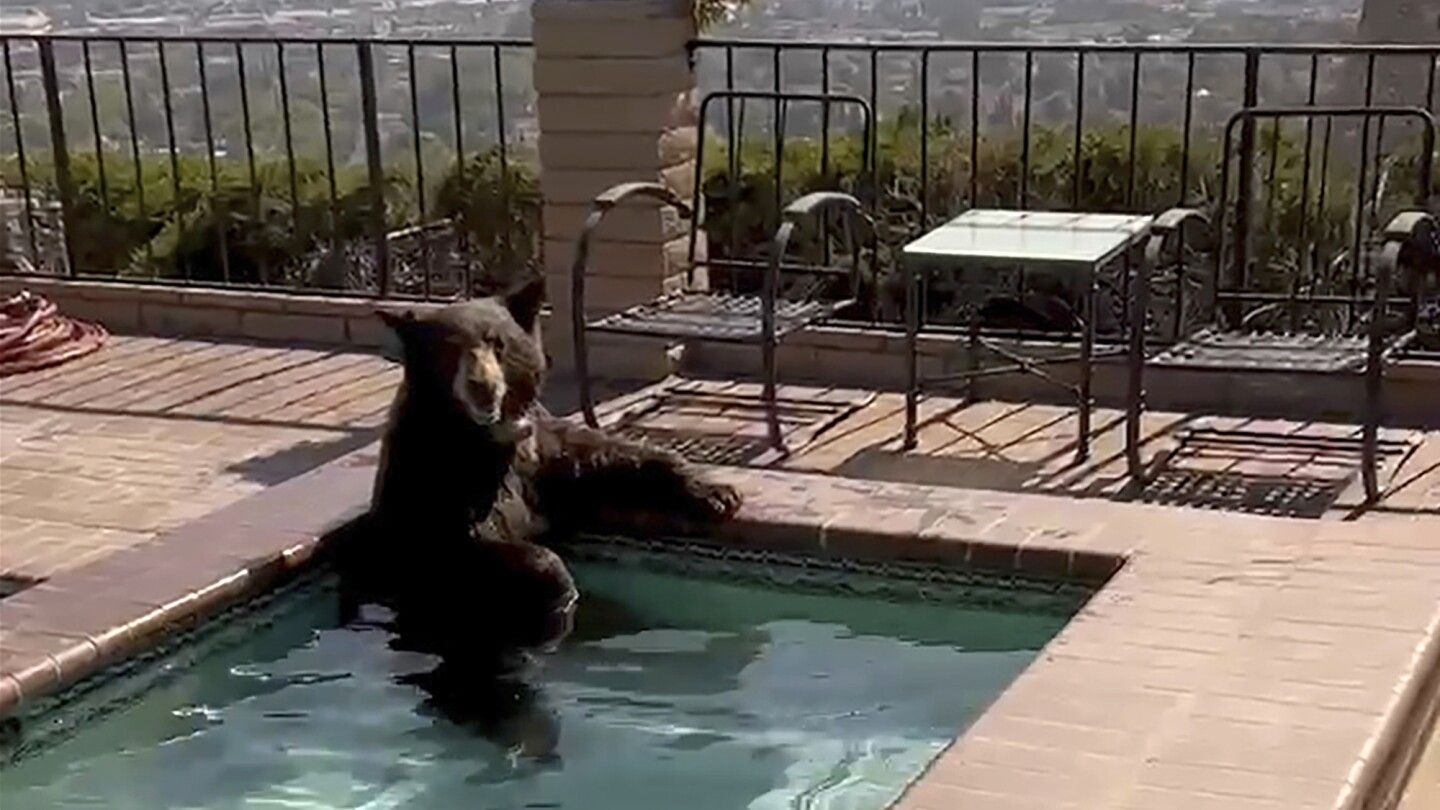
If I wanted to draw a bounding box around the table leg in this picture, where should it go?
[966,308,980,403]
[904,260,920,450]
[1076,267,1095,463]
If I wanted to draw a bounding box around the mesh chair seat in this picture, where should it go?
[1151,329,1371,373]
[586,291,851,344]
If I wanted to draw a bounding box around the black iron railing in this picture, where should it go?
[0,34,536,299]
[2,35,1438,312]
[692,39,1440,211]
[691,39,1440,330]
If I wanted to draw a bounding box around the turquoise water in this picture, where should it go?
[0,544,1078,810]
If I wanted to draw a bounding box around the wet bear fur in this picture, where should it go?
[358,278,741,660]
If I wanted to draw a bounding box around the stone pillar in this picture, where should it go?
[532,0,700,377]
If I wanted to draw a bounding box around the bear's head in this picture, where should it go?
[378,277,547,442]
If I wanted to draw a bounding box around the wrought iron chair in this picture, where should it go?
[1128,106,1438,502]
[570,91,876,452]
[301,218,490,299]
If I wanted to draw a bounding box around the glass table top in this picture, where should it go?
[903,209,1155,267]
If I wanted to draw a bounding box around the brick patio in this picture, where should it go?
[596,376,1439,522]
[0,336,397,581]
[1,337,1439,809]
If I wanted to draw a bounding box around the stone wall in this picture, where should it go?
[5,275,1438,426]
[0,277,408,350]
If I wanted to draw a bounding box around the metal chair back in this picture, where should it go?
[1211,105,1436,333]
[689,89,875,298]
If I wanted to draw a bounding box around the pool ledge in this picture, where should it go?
[4,449,1440,810]
[0,445,377,717]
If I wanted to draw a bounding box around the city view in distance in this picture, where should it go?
[0,0,1366,43]
[0,0,1390,161]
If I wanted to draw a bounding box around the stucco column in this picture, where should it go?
[532,0,700,376]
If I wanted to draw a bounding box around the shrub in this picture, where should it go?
[2,145,538,294]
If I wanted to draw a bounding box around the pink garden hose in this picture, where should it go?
[0,291,107,377]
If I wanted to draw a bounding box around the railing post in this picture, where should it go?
[37,39,76,275]
[1231,50,1261,321]
[357,42,389,297]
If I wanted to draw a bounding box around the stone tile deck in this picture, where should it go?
[596,377,1439,522]
[2,341,1439,810]
[0,336,398,582]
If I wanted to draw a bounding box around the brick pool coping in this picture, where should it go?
[2,448,1438,809]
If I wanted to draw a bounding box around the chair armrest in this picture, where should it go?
[572,182,693,289]
[590,182,693,218]
[1376,210,1438,295]
[1142,208,1214,341]
[569,182,696,390]
[768,192,876,314]
[782,191,870,227]
[1382,210,1437,244]
[1374,210,1438,333]
[1150,206,1211,239]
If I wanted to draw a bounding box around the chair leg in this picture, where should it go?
[965,312,980,404]
[764,337,783,452]
[1076,274,1096,464]
[1361,235,1399,506]
[1124,359,1145,481]
[574,322,599,429]
[1362,358,1382,504]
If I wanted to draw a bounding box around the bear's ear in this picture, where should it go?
[504,276,546,333]
[376,309,422,349]
[376,308,415,331]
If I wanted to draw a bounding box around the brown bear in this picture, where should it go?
[360,278,741,660]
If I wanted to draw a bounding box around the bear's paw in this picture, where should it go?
[681,477,744,522]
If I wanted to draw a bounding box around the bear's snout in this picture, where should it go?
[455,345,507,425]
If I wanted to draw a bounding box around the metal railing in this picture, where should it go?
[3,34,1439,312]
[691,39,1440,332]
[693,39,1440,211]
[0,34,535,299]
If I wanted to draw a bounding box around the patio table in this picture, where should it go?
[901,209,1154,462]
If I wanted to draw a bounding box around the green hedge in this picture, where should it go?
[2,145,539,292]
[4,113,1431,316]
[699,112,1434,321]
